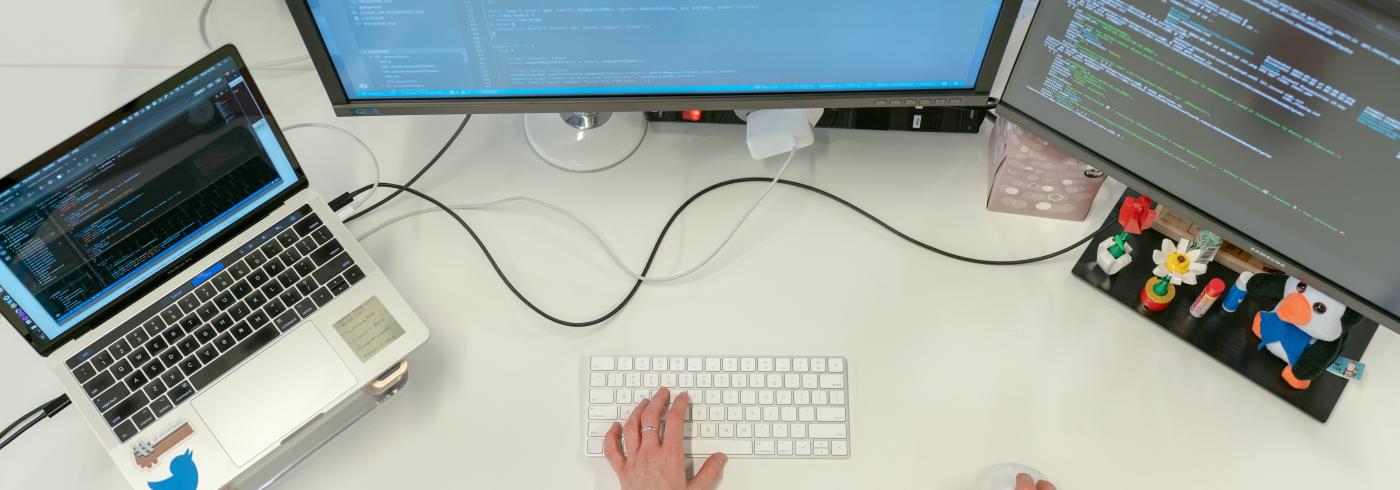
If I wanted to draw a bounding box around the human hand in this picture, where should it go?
[604,387,728,490]
[1015,473,1056,490]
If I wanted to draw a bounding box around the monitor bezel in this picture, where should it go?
[283,0,1025,116]
[7,45,311,356]
[996,0,1400,331]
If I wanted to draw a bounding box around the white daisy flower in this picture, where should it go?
[1151,238,1208,285]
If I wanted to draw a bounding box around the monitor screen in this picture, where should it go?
[301,0,1008,100]
[1002,0,1399,320]
[0,56,299,345]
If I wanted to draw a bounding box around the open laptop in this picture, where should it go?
[1,45,429,489]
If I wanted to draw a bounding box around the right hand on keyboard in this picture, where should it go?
[604,387,729,490]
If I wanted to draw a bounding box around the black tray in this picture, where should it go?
[1069,192,1378,422]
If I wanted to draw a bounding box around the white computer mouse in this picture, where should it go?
[973,463,1047,490]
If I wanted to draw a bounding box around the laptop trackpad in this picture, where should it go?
[193,324,356,466]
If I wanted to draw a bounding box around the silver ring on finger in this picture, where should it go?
[640,425,657,432]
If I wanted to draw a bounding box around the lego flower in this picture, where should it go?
[1117,196,1158,234]
[1151,238,1207,285]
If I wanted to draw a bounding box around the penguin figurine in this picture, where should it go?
[1246,273,1364,390]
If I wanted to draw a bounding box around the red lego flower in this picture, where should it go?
[1117,196,1157,234]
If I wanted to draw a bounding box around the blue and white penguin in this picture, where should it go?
[1247,274,1363,389]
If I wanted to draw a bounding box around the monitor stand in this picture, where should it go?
[524,112,647,172]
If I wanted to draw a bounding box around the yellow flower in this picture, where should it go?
[1152,238,1207,285]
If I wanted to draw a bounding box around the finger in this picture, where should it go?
[688,453,728,490]
[641,387,668,448]
[1014,474,1036,490]
[623,397,649,455]
[663,392,690,452]
[1037,480,1057,490]
[603,422,625,475]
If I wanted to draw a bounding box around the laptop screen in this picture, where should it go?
[0,55,299,346]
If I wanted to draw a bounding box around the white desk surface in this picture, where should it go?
[4,2,1400,489]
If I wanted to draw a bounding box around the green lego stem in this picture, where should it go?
[1107,232,1129,258]
[1152,275,1171,297]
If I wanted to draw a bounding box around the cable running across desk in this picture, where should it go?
[341,179,1109,327]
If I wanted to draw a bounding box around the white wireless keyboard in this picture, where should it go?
[582,355,849,459]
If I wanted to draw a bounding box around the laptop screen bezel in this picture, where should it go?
[5,45,310,356]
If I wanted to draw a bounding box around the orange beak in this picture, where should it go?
[1277,292,1313,326]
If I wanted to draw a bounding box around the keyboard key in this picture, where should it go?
[160,367,184,388]
[126,328,150,348]
[160,326,183,344]
[158,347,182,366]
[261,279,285,299]
[819,374,845,389]
[143,378,168,400]
[591,357,616,371]
[277,269,300,288]
[278,288,303,307]
[311,288,334,307]
[196,302,220,322]
[277,229,299,247]
[246,250,267,269]
[686,440,753,456]
[196,345,219,365]
[827,358,844,373]
[247,309,271,329]
[587,405,618,420]
[245,290,267,310]
[309,240,345,266]
[293,298,318,317]
[328,277,349,295]
[295,277,317,295]
[144,336,169,357]
[313,253,355,284]
[213,292,235,310]
[160,306,183,324]
[247,269,270,288]
[102,391,147,427]
[108,339,131,359]
[343,266,365,285]
[114,421,139,443]
[293,258,316,276]
[193,326,217,344]
[83,371,116,398]
[231,322,253,340]
[279,247,303,267]
[264,298,287,318]
[92,351,114,370]
[211,313,234,331]
[178,314,201,333]
[261,238,284,258]
[212,333,236,352]
[228,260,250,280]
[816,407,845,422]
[294,237,317,255]
[231,280,252,298]
[125,371,149,391]
[273,310,301,331]
[194,283,218,302]
[168,381,195,405]
[149,396,174,418]
[111,359,134,379]
[229,302,251,321]
[143,317,167,337]
[176,337,200,357]
[212,271,234,290]
[311,226,335,245]
[190,326,278,390]
[294,215,323,236]
[178,294,201,315]
[177,356,202,376]
[806,424,847,439]
[72,362,97,383]
[264,257,286,276]
[141,358,164,378]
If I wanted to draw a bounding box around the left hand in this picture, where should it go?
[603,387,728,490]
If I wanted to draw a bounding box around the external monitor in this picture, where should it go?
[285,0,1023,116]
[998,0,1400,329]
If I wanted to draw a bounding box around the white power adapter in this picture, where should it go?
[744,108,818,160]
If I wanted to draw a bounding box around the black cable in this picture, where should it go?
[344,114,471,223]
[0,394,70,451]
[345,178,1108,327]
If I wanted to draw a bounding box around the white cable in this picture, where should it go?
[282,123,380,212]
[353,144,800,283]
[199,0,313,69]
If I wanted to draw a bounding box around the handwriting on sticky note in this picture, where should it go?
[333,296,404,362]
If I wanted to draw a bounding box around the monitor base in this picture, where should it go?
[524,112,647,172]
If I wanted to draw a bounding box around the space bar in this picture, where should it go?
[190,327,279,390]
[683,440,753,456]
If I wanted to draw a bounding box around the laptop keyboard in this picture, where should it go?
[63,204,367,442]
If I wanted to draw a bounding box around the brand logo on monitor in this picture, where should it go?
[1248,247,1287,269]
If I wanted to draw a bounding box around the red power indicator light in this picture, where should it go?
[681,110,703,122]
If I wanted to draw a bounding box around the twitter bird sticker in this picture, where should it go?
[148,449,198,490]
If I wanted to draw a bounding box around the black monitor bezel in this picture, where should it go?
[996,0,1400,331]
[7,45,311,356]
[283,0,1025,116]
